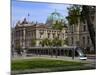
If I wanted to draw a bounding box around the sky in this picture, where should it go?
[12,0,70,26]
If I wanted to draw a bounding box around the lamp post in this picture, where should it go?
[72,24,75,60]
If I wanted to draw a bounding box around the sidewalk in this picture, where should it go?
[12,55,95,63]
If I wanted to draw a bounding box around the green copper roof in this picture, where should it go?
[46,10,67,25]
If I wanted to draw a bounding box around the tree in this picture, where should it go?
[15,42,22,55]
[66,5,82,47]
[64,38,69,45]
[81,6,96,50]
[31,38,36,47]
[67,5,82,25]
[52,21,64,30]
[66,5,96,50]
[40,38,51,47]
[52,37,62,47]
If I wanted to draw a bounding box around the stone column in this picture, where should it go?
[22,28,26,57]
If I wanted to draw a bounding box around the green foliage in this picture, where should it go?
[67,5,96,50]
[40,38,52,47]
[64,38,69,45]
[40,38,63,47]
[81,6,95,23]
[52,21,64,30]
[15,42,20,50]
[11,58,84,71]
[52,37,62,46]
[67,5,82,25]
[31,38,36,47]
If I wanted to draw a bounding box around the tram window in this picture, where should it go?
[75,51,78,57]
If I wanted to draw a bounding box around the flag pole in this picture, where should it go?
[27,13,30,22]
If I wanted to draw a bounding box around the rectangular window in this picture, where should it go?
[48,33,50,38]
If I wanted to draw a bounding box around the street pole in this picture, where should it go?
[72,24,75,60]
[72,46,75,60]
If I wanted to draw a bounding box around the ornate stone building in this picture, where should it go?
[12,10,68,50]
[67,21,93,49]
[12,9,95,51]
[14,18,67,49]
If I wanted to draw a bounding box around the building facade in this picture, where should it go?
[14,18,67,50]
[12,9,95,51]
[67,21,93,49]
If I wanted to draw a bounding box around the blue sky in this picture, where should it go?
[12,0,70,26]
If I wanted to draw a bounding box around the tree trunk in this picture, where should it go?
[82,6,96,50]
